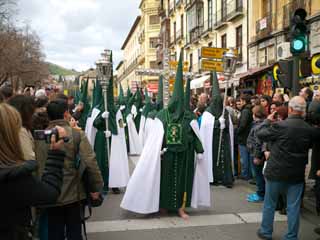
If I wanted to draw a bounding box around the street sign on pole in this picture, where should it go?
[201,47,238,59]
[201,47,228,59]
[201,59,224,72]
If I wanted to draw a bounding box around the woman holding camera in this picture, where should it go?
[0,103,67,240]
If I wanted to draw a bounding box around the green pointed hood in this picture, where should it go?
[118,83,126,106]
[142,88,153,117]
[92,80,102,108]
[184,77,191,111]
[78,78,91,129]
[157,75,164,110]
[107,51,118,135]
[206,71,223,117]
[167,52,184,122]
[134,86,143,110]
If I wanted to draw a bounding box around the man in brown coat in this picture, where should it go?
[37,98,103,240]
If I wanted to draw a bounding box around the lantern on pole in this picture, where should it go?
[217,48,237,167]
[95,49,113,159]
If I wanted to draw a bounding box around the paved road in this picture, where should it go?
[87,157,319,240]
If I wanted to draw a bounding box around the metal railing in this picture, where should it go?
[186,25,204,44]
[226,0,244,20]
[254,13,276,42]
[213,9,228,28]
[202,19,213,34]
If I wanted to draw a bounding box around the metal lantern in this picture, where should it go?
[217,47,238,168]
[222,48,237,77]
[94,49,113,160]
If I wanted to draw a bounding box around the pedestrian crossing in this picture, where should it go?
[86,212,287,233]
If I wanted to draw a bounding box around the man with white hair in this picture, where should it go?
[255,96,320,240]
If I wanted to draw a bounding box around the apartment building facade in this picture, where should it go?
[246,0,320,95]
[118,0,161,94]
[157,0,248,92]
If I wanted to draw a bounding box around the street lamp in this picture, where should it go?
[95,49,113,159]
[217,48,237,167]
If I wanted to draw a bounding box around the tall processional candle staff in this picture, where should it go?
[96,49,113,159]
[217,48,237,167]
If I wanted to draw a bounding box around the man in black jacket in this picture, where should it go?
[238,94,253,180]
[256,96,320,240]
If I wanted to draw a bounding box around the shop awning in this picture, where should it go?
[190,75,210,89]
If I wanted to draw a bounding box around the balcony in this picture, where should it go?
[226,0,244,21]
[213,9,228,30]
[283,0,310,29]
[186,25,204,45]
[253,14,275,42]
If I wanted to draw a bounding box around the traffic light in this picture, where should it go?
[290,9,308,55]
[312,54,320,75]
[277,59,293,89]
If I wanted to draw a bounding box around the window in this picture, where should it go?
[181,14,184,37]
[149,15,160,25]
[236,25,242,60]
[149,37,158,48]
[221,34,227,48]
[189,53,193,71]
[208,0,212,29]
[173,21,176,41]
[221,0,227,19]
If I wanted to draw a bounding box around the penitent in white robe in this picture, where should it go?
[120,118,211,214]
[84,108,101,149]
[138,115,146,147]
[200,111,234,183]
[109,109,130,188]
[126,113,142,156]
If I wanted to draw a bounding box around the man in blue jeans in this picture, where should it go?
[256,96,320,240]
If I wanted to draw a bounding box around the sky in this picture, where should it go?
[17,0,140,72]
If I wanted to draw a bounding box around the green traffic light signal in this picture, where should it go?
[290,8,308,55]
[290,35,306,54]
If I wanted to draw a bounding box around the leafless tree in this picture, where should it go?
[0,1,49,89]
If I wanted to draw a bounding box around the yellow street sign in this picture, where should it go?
[201,59,224,72]
[201,47,238,59]
[169,61,189,67]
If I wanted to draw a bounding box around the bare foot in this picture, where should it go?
[178,208,189,220]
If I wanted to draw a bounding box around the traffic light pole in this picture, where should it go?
[292,55,300,96]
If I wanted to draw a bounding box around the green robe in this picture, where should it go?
[211,112,233,186]
[93,109,109,193]
[157,110,203,210]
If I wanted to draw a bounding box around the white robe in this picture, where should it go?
[200,111,234,183]
[120,118,211,214]
[138,115,146,147]
[109,109,130,188]
[126,113,142,156]
[84,108,101,148]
